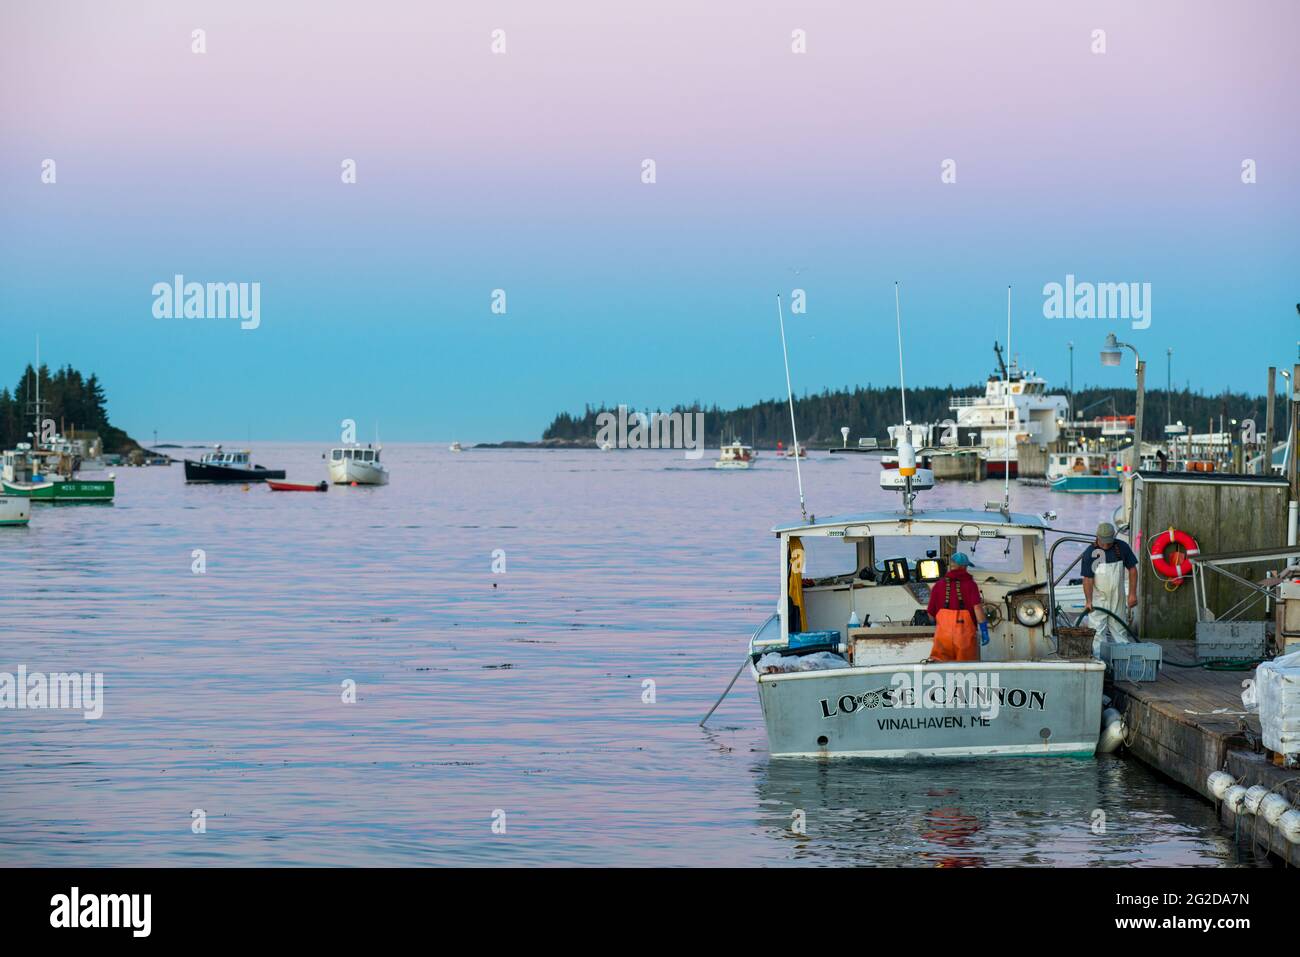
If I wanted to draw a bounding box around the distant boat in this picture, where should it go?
[1047,451,1121,494]
[0,494,31,526]
[327,445,389,485]
[267,480,327,492]
[2,444,115,502]
[2,345,115,503]
[782,442,807,458]
[449,441,464,453]
[599,441,613,451]
[714,439,756,470]
[184,446,286,483]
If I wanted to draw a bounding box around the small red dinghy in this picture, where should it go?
[267,480,328,492]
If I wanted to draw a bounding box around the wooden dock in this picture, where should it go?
[1107,639,1300,865]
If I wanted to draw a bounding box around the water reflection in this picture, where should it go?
[753,755,1252,867]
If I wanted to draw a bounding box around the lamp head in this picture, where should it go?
[1100,332,1123,367]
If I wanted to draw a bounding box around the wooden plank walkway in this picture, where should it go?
[1107,639,1300,865]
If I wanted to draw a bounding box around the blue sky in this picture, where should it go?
[1,1,1296,441]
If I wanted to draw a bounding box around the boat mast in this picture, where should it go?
[1002,286,1012,515]
[894,282,908,425]
[775,293,807,521]
[894,283,920,517]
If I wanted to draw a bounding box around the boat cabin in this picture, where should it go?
[330,447,381,464]
[771,508,1055,667]
[718,440,754,463]
[3,444,70,483]
[200,449,253,468]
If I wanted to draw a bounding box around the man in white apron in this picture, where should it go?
[1082,522,1138,642]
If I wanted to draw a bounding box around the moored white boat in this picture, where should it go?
[327,445,389,485]
[0,494,32,526]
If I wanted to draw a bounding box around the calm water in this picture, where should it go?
[0,446,1262,866]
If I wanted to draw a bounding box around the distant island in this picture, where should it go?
[538,384,1274,449]
[0,363,143,455]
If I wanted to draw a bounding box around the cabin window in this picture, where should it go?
[362,450,373,462]
[331,450,342,461]
[952,537,1026,574]
[795,536,858,582]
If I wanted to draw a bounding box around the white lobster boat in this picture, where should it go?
[749,444,1104,759]
[715,439,756,470]
[327,445,389,485]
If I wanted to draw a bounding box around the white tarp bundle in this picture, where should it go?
[756,651,849,674]
[1256,650,1300,756]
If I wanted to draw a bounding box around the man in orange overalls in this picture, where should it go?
[926,553,990,662]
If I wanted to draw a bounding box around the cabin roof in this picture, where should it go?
[772,507,1050,535]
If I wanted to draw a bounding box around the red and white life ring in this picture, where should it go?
[1149,526,1198,584]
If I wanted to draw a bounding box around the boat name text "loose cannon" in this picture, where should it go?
[819,685,1047,719]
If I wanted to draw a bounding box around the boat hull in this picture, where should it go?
[184,461,285,483]
[0,495,31,525]
[328,459,389,485]
[756,659,1104,759]
[713,461,752,470]
[1,479,115,503]
[267,480,327,492]
[1050,475,1121,493]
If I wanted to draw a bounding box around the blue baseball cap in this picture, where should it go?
[951,553,971,567]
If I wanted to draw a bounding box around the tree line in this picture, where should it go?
[542,384,1280,448]
[0,364,138,453]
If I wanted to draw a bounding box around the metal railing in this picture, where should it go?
[1047,533,1098,631]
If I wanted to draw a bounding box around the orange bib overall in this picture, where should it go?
[929,577,979,662]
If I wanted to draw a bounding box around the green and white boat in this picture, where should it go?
[1,444,115,503]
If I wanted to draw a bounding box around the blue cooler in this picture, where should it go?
[787,630,844,654]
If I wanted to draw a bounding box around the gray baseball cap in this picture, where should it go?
[1096,522,1116,545]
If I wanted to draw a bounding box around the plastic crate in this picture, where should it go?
[1195,621,1266,662]
[1104,641,1163,683]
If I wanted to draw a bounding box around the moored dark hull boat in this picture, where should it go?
[184,460,286,483]
[267,480,327,492]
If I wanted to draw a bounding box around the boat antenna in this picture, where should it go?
[892,282,923,516]
[894,281,907,424]
[1003,285,1012,514]
[776,293,807,521]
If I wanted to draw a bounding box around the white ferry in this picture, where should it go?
[949,343,1068,477]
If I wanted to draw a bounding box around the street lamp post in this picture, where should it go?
[1101,333,1145,473]
[1166,347,1173,429]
